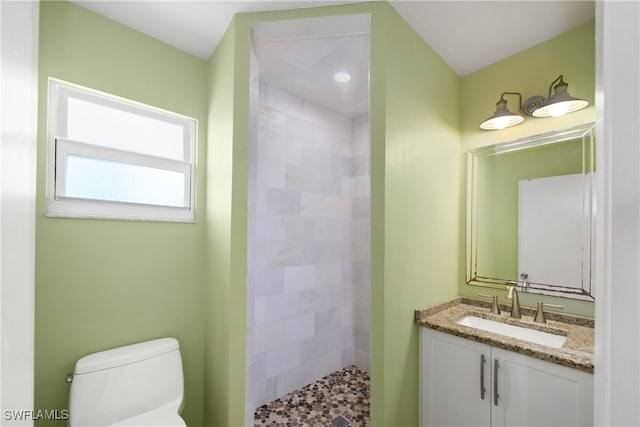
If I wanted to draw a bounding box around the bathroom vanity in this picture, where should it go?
[416,298,594,427]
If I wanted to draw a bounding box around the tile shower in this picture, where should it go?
[246,81,371,423]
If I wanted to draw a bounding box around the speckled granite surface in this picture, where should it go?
[415,297,594,373]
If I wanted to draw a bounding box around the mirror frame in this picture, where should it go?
[466,123,596,300]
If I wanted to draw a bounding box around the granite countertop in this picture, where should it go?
[415,297,594,373]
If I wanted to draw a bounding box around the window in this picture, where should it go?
[47,79,196,221]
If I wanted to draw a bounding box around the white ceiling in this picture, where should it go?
[391,1,594,76]
[71,1,594,117]
[72,1,595,76]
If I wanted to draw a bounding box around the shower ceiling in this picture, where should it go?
[253,15,370,117]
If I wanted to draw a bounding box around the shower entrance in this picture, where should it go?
[245,13,372,427]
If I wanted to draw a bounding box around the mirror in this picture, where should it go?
[466,123,595,300]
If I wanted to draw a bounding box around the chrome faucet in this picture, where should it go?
[507,284,522,319]
[520,272,529,292]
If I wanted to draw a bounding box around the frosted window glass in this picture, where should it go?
[67,97,185,160]
[65,154,186,208]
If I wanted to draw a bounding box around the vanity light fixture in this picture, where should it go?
[480,75,589,130]
[479,92,524,130]
[530,75,589,118]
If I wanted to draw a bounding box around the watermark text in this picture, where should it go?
[4,409,69,421]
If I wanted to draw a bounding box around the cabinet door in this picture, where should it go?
[420,328,491,427]
[491,347,593,427]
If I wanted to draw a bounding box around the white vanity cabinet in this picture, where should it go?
[419,328,593,427]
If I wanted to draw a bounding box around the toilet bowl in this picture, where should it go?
[68,337,186,426]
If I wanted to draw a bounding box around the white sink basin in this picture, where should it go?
[457,316,567,349]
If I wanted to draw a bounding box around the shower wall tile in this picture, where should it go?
[254,267,284,297]
[300,193,350,218]
[317,174,343,196]
[315,218,343,241]
[266,188,300,215]
[315,263,342,287]
[352,241,370,264]
[283,313,315,344]
[265,241,305,267]
[284,216,315,241]
[342,348,354,367]
[247,277,255,326]
[299,334,330,361]
[285,164,316,193]
[257,159,286,189]
[330,285,352,307]
[316,131,350,157]
[254,321,284,354]
[255,187,268,215]
[354,348,370,373]
[352,197,370,219]
[353,302,369,332]
[351,114,371,374]
[250,86,370,407]
[265,343,301,378]
[352,114,369,157]
[299,241,329,265]
[246,52,259,426]
[301,145,331,173]
[284,265,315,292]
[314,308,341,336]
[341,176,352,198]
[353,219,370,242]
[287,115,316,144]
[354,329,370,355]
[352,175,370,198]
[339,304,353,328]
[352,155,370,176]
[294,288,331,314]
[255,213,284,243]
[258,106,286,135]
[353,278,370,304]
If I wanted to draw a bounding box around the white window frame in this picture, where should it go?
[47,78,197,222]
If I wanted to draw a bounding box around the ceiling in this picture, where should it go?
[72,1,594,76]
[253,14,370,117]
[71,1,594,117]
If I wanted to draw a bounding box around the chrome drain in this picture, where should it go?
[331,415,351,427]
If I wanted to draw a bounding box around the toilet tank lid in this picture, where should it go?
[74,338,179,375]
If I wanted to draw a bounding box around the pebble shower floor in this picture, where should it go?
[254,365,370,426]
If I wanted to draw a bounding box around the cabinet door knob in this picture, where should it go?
[480,354,486,400]
[494,359,500,406]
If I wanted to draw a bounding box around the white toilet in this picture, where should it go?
[68,337,187,426]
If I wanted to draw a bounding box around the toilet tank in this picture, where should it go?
[68,338,184,427]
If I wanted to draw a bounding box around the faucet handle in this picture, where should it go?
[505,285,522,319]
[478,293,501,315]
[534,301,564,323]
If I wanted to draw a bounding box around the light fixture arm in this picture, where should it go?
[546,75,565,99]
[479,91,525,130]
[498,92,522,112]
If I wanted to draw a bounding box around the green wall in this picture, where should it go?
[378,6,461,426]
[204,15,248,427]
[35,2,208,426]
[459,21,596,317]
